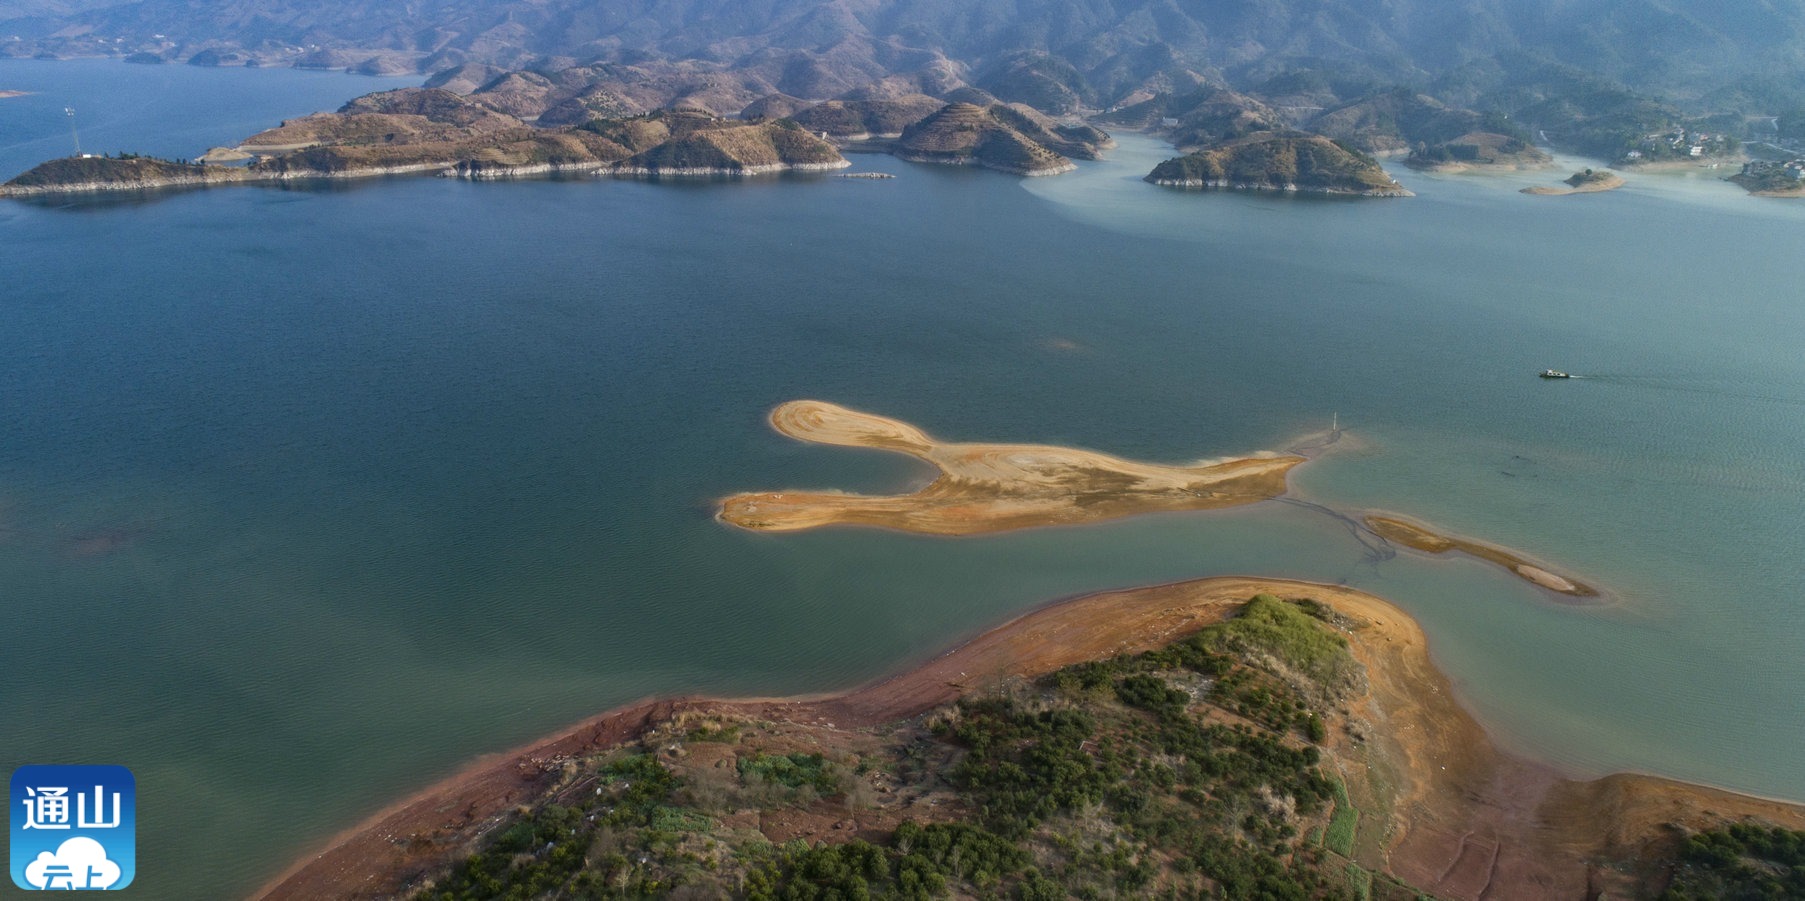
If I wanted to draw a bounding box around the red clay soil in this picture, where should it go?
[255,577,1805,900]
[254,577,1279,899]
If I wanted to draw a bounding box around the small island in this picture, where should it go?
[718,400,1302,534]
[720,403,1606,599]
[1522,168,1625,195]
[1146,132,1411,196]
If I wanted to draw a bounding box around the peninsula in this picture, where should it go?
[0,86,1125,195]
[1364,514,1598,598]
[787,95,946,141]
[0,90,849,196]
[717,400,1302,534]
[1145,132,1411,196]
[891,102,1113,176]
[1730,160,1805,196]
[255,578,1805,900]
[1404,131,1554,172]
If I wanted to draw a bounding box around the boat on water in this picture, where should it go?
[1539,369,1572,379]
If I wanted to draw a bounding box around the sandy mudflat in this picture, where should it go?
[1364,513,1599,598]
[719,400,1303,534]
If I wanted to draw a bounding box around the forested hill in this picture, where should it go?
[7,0,1805,112]
[264,590,1805,899]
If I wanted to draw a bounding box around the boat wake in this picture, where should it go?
[1570,374,1805,407]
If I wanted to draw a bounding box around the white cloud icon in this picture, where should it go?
[24,836,123,890]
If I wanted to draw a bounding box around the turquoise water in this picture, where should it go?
[3,61,1805,898]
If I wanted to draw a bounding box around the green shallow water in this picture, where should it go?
[3,60,1804,898]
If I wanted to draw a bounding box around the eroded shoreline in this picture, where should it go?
[254,575,1804,899]
[253,406,1695,898]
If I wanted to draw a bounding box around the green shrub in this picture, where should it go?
[738,752,838,793]
[1201,595,1354,690]
[1116,674,1190,717]
[1661,823,1805,899]
[1325,806,1359,857]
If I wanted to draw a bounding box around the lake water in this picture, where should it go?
[3,59,1804,898]
[0,58,417,180]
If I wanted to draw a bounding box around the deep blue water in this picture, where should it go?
[0,58,415,179]
[3,59,1804,897]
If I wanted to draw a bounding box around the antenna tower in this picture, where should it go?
[65,107,82,156]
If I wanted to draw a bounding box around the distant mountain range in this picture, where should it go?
[7,0,1805,114]
[7,0,1804,189]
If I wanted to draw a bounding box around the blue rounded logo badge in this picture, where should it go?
[10,766,135,891]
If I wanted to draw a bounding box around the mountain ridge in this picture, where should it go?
[9,0,1805,115]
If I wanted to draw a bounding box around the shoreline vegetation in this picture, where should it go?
[1363,514,1599,598]
[717,400,1303,534]
[254,576,1805,900]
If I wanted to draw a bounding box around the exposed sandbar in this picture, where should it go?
[0,90,30,99]
[1364,513,1599,598]
[718,400,1303,535]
